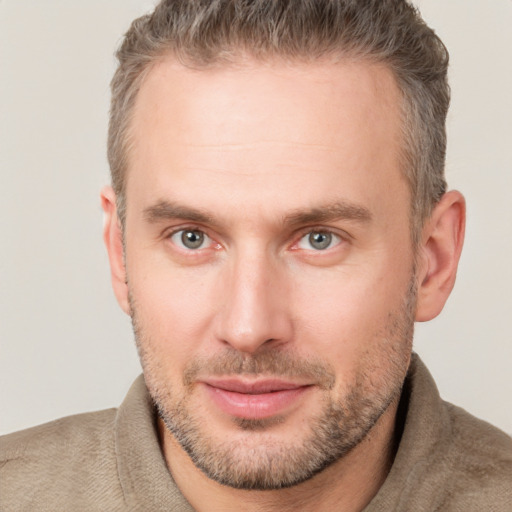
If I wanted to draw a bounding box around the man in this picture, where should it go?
[1,0,511,510]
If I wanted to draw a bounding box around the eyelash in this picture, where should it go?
[164,226,348,254]
[295,230,342,251]
[166,227,218,251]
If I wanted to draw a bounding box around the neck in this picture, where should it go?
[159,399,399,512]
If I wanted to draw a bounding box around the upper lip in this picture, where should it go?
[202,378,310,394]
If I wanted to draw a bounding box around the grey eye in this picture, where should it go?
[297,231,340,251]
[171,229,209,250]
[182,230,204,249]
[309,232,332,250]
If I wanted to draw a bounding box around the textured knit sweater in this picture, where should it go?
[1,355,511,511]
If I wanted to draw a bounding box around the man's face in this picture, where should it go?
[122,57,416,489]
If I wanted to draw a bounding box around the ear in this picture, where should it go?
[415,190,466,322]
[101,186,131,316]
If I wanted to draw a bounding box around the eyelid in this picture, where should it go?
[161,224,349,252]
[290,226,349,251]
[163,223,206,239]
[173,229,210,250]
[164,225,220,251]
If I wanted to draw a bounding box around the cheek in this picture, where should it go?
[291,263,410,373]
[127,257,220,367]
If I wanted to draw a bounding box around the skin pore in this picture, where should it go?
[102,56,465,511]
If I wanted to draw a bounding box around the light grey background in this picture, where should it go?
[1,1,511,435]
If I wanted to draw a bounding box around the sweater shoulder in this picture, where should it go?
[0,408,117,461]
[445,402,512,468]
[0,409,125,511]
[428,403,512,510]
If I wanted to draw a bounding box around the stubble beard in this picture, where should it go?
[130,277,416,490]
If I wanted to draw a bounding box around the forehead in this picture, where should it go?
[126,56,407,226]
[130,56,403,149]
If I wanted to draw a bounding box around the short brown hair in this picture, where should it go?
[108,0,449,242]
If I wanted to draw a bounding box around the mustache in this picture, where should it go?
[182,349,335,390]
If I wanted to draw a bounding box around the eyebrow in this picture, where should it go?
[143,200,214,225]
[143,199,372,227]
[282,202,372,226]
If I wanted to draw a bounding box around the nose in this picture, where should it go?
[214,249,293,354]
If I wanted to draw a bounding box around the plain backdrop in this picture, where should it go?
[1,0,511,435]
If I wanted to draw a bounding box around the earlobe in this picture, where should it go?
[100,186,131,315]
[415,190,466,322]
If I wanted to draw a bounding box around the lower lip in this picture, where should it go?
[203,384,310,420]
